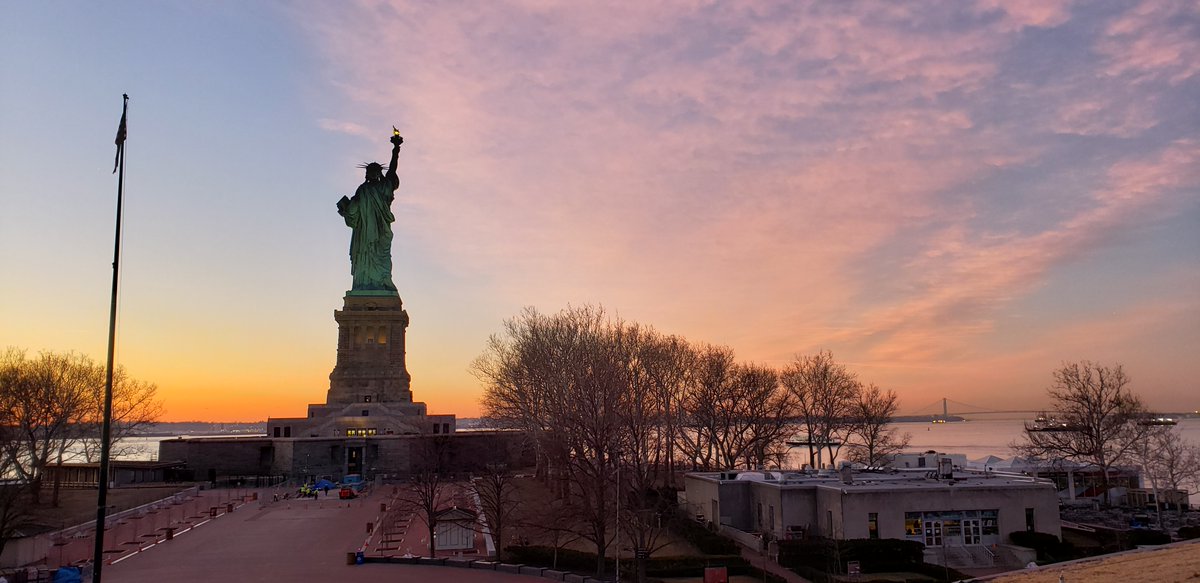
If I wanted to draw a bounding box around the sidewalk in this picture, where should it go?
[740,545,812,583]
[102,486,538,583]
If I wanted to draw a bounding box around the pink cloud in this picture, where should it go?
[1050,99,1158,138]
[840,140,1200,364]
[1098,0,1200,84]
[975,0,1073,31]
[317,118,371,137]
[284,1,1198,409]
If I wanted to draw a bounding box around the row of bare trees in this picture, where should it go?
[0,348,163,556]
[471,306,908,580]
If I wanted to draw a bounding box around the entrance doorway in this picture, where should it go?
[923,520,943,547]
[347,446,363,475]
[963,518,982,545]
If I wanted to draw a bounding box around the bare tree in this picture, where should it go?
[1014,361,1151,506]
[674,344,736,471]
[476,307,795,580]
[845,384,910,467]
[78,367,164,463]
[475,306,625,577]
[398,437,453,557]
[633,333,692,486]
[522,498,584,570]
[675,348,792,471]
[1142,428,1200,518]
[0,483,31,560]
[470,464,521,561]
[732,363,794,470]
[781,351,859,468]
[0,349,95,504]
[0,372,32,558]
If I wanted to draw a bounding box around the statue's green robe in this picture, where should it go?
[338,175,398,292]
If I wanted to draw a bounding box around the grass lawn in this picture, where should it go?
[23,485,191,532]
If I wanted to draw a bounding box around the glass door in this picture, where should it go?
[963,519,982,545]
[923,520,943,547]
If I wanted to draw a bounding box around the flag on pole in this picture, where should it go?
[113,93,128,173]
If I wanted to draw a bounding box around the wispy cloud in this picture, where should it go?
[1098,0,1200,85]
[317,118,371,137]
[286,0,1199,409]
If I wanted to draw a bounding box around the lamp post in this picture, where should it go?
[615,449,623,583]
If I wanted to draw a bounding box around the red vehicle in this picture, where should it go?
[339,487,357,499]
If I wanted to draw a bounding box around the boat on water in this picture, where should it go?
[1138,416,1177,426]
[1025,416,1079,432]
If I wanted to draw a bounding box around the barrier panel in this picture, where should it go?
[19,486,271,569]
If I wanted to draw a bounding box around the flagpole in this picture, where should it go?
[92,93,128,583]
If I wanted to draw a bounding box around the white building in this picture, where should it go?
[683,463,1059,569]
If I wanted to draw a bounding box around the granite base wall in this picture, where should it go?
[159,430,532,482]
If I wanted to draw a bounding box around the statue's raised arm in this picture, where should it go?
[387,127,402,190]
[338,129,404,295]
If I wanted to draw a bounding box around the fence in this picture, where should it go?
[3,485,262,571]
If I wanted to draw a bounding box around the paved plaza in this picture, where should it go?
[103,487,537,582]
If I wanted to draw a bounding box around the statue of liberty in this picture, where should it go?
[337,129,403,294]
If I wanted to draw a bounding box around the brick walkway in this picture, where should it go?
[102,487,535,582]
[739,545,813,583]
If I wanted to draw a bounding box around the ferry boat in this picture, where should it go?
[1025,416,1077,432]
[1138,416,1177,426]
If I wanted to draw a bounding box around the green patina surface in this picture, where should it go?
[337,131,403,294]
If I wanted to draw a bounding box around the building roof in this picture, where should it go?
[434,505,478,521]
[688,468,1054,493]
[47,460,186,470]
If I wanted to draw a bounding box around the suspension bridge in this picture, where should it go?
[904,397,1044,420]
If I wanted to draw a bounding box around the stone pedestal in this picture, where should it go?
[326,292,412,405]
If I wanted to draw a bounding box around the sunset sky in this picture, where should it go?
[2,1,1197,422]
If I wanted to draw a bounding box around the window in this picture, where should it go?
[283,426,291,438]
[1025,508,1036,532]
[769,505,775,532]
[982,510,999,535]
[273,427,281,438]
[366,428,377,436]
[827,510,834,536]
[364,395,372,403]
[868,513,879,539]
[361,410,369,416]
[442,423,450,434]
[433,423,440,434]
[757,503,763,527]
[918,457,927,468]
[904,513,922,538]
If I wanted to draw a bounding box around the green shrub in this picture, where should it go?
[1127,529,1170,546]
[1178,525,1200,540]
[644,554,749,577]
[504,545,750,578]
[1009,531,1075,562]
[777,538,924,573]
[505,545,611,572]
[665,513,741,555]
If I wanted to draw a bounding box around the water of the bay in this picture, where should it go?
[122,419,1200,464]
[899,417,1200,460]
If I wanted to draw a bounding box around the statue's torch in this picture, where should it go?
[391,126,404,147]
